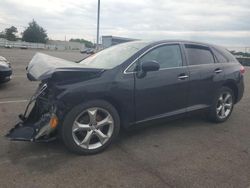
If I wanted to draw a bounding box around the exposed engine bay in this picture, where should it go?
[6,82,59,142]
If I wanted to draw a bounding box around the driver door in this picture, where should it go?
[135,44,189,122]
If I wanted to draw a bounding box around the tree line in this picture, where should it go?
[0,20,48,43]
[0,19,94,47]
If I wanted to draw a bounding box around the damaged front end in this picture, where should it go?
[6,82,60,142]
[6,53,104,143]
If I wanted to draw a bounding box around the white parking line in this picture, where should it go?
[0,99,28,104]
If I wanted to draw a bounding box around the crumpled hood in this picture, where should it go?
[27,53,103,81]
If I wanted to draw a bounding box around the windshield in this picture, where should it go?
[79,41,149,69]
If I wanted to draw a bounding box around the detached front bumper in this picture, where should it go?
[6,83,59,142]
[6,114,58,142]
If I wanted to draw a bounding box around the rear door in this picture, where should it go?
[183,44,224,110]
[134,43,189,122]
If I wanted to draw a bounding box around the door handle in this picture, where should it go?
[214,68,222,74]
[178,74,189,80]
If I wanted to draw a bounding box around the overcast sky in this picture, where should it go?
[0,0,250,47]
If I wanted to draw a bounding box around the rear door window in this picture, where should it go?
[185,44,215,65]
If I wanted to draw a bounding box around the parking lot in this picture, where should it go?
[0,48,250,188]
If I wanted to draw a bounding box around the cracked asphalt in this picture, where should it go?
[0,48,250,188]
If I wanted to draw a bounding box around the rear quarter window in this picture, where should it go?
[214,46,237,62]
[212,48,228,63]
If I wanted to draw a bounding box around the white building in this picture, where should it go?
[47,40,85,50]
[102,36,136,48]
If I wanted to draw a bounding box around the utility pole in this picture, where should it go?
[96,0,100,50]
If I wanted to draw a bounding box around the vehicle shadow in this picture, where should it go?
[118,114,211,140]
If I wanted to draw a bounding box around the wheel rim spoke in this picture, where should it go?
[73,121,90,132]
[95,129,108,144]
[96,114,112,129]
[224,94,231,103]
[218,96,223,103]
[88,108,97,125]
[224,103,232,109]
[79,130,93,148]
[221,106,226,117]
[217,105,223,114]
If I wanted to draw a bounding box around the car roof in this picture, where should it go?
[142,39,221,48]
[139,40,234,61]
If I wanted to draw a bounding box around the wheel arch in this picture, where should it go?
[98,96,132,129]
[222,80,238,103]
[58,90,133,129]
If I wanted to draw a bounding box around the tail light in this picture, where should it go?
[240,65,245,75]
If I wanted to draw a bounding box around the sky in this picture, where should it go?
[0,0,250,47]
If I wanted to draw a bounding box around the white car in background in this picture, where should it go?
[80,48,95,54]
[4,44,12,48]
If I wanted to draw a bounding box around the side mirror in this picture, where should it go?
[141,61,160,72]
[136,60,160,78]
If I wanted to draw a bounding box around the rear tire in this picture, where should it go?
[60,100,120,155]
[208,87,234,123]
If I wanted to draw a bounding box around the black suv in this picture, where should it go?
[6,40,244,154]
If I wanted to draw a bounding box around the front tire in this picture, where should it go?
[60,100,120,155]
[208,87,234,123]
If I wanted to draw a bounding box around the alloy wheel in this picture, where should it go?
[72,107,114,150]
[216,92,233,119]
